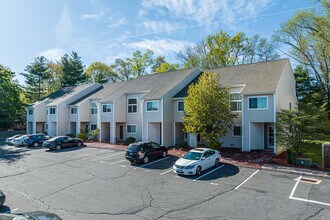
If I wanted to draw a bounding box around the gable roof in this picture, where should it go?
[174,59,290,98]
[100,68,201,103]
[45,83,101,106]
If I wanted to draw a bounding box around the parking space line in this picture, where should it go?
[160,168,173,175]
[133,157,169,170]
[193,164,225,182]
[234,169,260,189]
[91,152,125,161]
[109,159,126,165]
[289,175,330,206]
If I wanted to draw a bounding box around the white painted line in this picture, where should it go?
[133,157,169,170]
[289,175,302,198]
[160,169,173,175]
[193,165,225,182]
[10,208,18,212]
[234,169,260,189]
[91,152,125,161]
[290,196,330,206]
[109,160,126,165]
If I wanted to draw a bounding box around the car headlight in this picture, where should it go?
[185,164,196,170]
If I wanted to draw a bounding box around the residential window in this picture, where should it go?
[248,97,268,109]
[91,124,97,130]
[71,107,77,115]
[127,125,137,134]
[91,102,97,115]
[177,101,184,112]
[50,108,56,115]
[233,126,242,137]
[102,104,112,113]
[146,101,159,112]
[230,93,242,111]
[28,109,33,115]
[128,98,137,113]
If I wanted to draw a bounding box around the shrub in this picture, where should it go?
[88,128,100,141]
[77,133,87,140]
[125,137,136,145]
[66,133,74,138]
[286,148,297,165]
[177,141,188,149]
[208,140,222,151]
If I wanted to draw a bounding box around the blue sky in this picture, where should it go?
[0,0,315,85]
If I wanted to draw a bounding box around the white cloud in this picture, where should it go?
[141,20,179,33]
[38,48,64,61]
[123,39,193,56]
[105,52,128,63]
[81,13,103,21]
[55,4,73,47]
[141,0,274,29]
[108,17,127,28]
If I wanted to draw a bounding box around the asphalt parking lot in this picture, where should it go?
[0,142,329,219]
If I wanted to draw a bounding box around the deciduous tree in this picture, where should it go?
[85,62,117,84]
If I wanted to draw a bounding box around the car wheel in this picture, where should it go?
[55,145,61,150]
[215,158,220,167]
[143,156,149,164]
[162,151,167,158]
[196,166,202,176]
[77,142,82,147]
[33,142,39,147]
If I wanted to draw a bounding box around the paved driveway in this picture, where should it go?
[0,142,329,219]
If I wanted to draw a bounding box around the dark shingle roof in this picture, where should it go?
[69,86,104,105]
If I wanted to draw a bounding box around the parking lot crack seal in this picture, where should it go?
[306,208,324,219]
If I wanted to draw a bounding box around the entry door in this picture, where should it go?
[268,126,274,148]
[119,125,124,140]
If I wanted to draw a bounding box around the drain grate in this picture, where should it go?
[296,177,322,184]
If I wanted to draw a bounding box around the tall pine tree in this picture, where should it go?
[60,52,86,87]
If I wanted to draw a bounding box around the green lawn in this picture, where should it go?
[302,139,330,166]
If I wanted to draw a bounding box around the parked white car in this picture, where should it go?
[5,134,23,145]
[12,135,27,147]
[173,148,221,175]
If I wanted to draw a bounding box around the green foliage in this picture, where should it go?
[0,65,23,129]
[183,72,235,144]
[155,62,180,73]
[286,148,298,164]
[130,50,154,77]
[273,1,330,117]
[85,62,117,84]
[77,133,87,140]
[60,52,87,87]
[66,134,74,138]
[177,30,279,69]
[21,56,49,103]
[208,140,222,151]
[111,58,133,81]
[152,56,166,72]
[88,128,100,141]
[125,137,136,145]
[177,141,188,149]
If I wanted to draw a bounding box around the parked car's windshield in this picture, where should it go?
[128,144,141,151]
[183,151,202,160]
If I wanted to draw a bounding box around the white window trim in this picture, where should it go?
[248,96,268,110]
[232,125,242,137]
[177,101,184,112]
[126,124,137,134]
[146,100,159,112]
[70,107,77,115]
[102,104,112,114]
[127,98,138,114]
[91,102,98,115]
[50,107,56,115]
[230,93,242,112]
[28,109,33,115]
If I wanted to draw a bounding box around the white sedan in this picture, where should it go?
[173,148,221,175]
[12,135,27,147]
[6,134,23,145]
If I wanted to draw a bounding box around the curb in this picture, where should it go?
[261,165,329,178]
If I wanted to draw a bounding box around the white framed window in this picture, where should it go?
[230,93,242,112]
[177,101,184,112]
[91,124,97,131]
[233,126,242,137]
[91,102,97,114]
[102,104,112,113]
[71,107,77,115]
[28,109,33,115]
[146,100,159,112]
[248,96,268,110]
[50,107,56,115]
[126,124,137,134]
[127,98,137,113]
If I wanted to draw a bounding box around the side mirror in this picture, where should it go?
[181,154,185,158]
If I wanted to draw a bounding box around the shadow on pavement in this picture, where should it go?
[0,143,30,163]
[0,205,11,213]
[130,155,180,171]
[46,145,86,153]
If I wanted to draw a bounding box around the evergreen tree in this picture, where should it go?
[60,52,86,87]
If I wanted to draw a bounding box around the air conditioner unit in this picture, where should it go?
[295,158,312,167]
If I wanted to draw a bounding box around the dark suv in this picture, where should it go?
[24,133,49,147]
[125,141,168,164]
